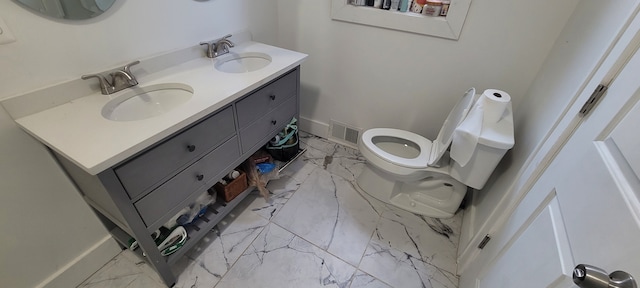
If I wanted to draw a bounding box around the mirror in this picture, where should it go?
[15,0,116,20]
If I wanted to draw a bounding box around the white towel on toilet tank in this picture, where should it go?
[450,89,511,167]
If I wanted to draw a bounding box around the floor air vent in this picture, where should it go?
[329,120,361,147]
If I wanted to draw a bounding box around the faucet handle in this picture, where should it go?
[120,60,140,86]
[81,73,107,83]
[121,60,140,75]
[200,41,215,58]
[81,74,114,95]
[214,34,234,56]
[217,34,234,46]
[200,35,233,58]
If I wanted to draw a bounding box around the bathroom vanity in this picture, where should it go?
[5,39,307,287]
[58,67,299,286]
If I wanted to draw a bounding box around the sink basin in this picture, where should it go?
[102,83,193,121]
[215,52,272,73]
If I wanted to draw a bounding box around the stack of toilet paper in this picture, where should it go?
[450,89,511,167]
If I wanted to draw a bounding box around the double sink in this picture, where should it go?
[104,52,272,122]
[12,39,308,175]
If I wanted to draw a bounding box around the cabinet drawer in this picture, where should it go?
[236,70,298,128]
[240,96,297,153]
[115,106,235,200]
[134,136,240,227]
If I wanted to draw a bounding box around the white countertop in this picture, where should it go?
[15,41,308,175]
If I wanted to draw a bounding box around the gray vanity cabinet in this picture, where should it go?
[236,70,298,127]
[115,106,236,201]
[236,70,298,153]
[54,67,300,287]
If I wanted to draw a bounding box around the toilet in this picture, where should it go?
[356,88,514,218]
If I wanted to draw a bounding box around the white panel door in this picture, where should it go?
[550,68,640,284]
[478,196,573,288]
[466,37,640,288]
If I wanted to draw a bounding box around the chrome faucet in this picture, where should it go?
[200,34,235,58]
[82,60,140,95]
[215,35,234,55]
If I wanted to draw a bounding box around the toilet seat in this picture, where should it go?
[361,88,476,170]
[361,128,432,169]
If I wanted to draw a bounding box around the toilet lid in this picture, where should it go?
[429,87,476,166]
[362,128,432,168]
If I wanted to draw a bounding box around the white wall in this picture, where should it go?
[3,0,617,285]
[0,1,278,287]
[275,0,578,139]
[464,0,640,261]
[0,105,118,288]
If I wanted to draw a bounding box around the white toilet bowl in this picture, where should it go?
[356,88,479,218]
[357,128,468,218]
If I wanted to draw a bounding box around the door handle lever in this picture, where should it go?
[573,264,637,288]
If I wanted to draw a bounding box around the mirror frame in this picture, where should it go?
[14,0,117,20]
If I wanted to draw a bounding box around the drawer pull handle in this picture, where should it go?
[187,145,196,152]
[270,95,276,100]
[271,120,277,125]
[196,174,204,181]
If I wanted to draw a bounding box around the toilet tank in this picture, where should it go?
[449,104,514,190]
[449,143,509,190]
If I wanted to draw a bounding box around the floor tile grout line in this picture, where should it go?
[267,181,361,269]
[266,161,359,266]
[212,160,314,287]
[269,221,361,274]
[370,206,465,277]
[281,138,400,287]
[350,208,397,288]
[347,180,399,288]
[76,252,121,287]
[265,176,395,287]
[210,222,268,288]
[271,142,372,283]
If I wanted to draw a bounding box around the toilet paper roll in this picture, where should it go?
[481,89,511,123]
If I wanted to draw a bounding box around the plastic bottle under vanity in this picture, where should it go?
[227,170,240,180]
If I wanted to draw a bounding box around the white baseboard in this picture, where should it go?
[38,236,121,288]
[457,192,478,274]
[298,116,329,138]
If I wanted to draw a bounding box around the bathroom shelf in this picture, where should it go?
[166,185,253,264]
[85,196,134,236]
[108,146,307,263]
[166,147,306,262]
[277,148,307,173]
[107,185,255,264]
[110,226,134,249]
[103,148,307,284]
[330,0,471,40]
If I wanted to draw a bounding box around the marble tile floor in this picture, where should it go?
[78,132,463,288]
